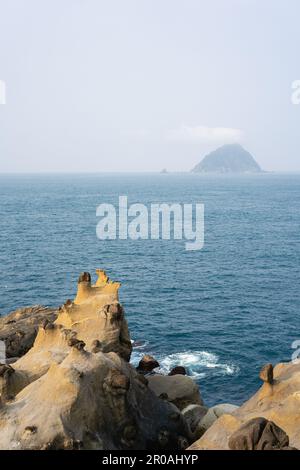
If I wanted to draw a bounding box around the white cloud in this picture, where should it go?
[166,125,243,143]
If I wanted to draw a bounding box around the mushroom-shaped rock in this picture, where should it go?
[259,363,273,384]
[188,361,300,450]
[67,337,86,351]
[78,272,91,284]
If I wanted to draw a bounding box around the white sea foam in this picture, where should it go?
[130,346,239,379]
[156,351,239,378]
[130,339,150,366]
[131,339,149,349]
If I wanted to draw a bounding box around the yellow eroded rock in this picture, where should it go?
[0,270,190,450]
[188,361,300,450]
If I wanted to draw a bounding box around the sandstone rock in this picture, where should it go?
[0,305,58,358]
[168,366,186,376]
[195,403,239,438]
[148,374,203,410]
[0,351,189,450]
[91,339,102,353]
[228,417,292,450]
[136,355,159,373]
[0,363,14,377]
[0,270,189,450]
[181,404,208,434]
[189,361,300,450]
[56,271,132,361]
[5,357,19,365]
[259,363,273,384]
[78,272,91,283]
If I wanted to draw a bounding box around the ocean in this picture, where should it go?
[0,173,299,406]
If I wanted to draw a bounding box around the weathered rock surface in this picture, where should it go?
[189,361,300,450]
[0,271,189,450]
[228,417,294,450]
[169,366,186,376]
[136,355,160,373]
[181,404,208,434]
[148,374,203,410]
[259,363,273,384]
[195,403,239,439]
[0,305,58,358]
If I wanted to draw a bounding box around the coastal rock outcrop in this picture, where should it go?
[136,355,160,373]
[0,305,58,359]
[259,363,273,384]
[195,403,239,439]
[169,366,187,376]
[228,417,295,450]
[0,270,189,450]
[181,404,208,435]
[188,361,300,450]
[3,271,298,452]
[147,374,203,410]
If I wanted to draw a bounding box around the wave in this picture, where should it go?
[130,344,239,380]
[130,339,150,365]
[156,351,239,379]
[131,339,149,349]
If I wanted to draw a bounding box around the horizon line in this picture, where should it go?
[1,170,300,175]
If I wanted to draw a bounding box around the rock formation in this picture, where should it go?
[189,361,300,450]
[259,363,273,384]
[169,366,186,376]
[191,143,262,173]
[1,272,298,452]
[136,355,160,373]
[147,374,203,410]
[195,403,239,439]
[181,404,208,435]
[0,270,190,450]
[0,305,58,359]
[228,417,295,450]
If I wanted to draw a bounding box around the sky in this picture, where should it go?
[0,0,300,172]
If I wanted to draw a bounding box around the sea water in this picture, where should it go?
[0,173,299,406]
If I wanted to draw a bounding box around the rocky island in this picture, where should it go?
[191,143,262,174]
[0,270,298,450]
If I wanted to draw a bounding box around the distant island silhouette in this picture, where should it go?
[191,143,262,173]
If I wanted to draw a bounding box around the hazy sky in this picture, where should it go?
[0,0,300,172]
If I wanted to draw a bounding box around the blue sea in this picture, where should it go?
[0,173,300,406]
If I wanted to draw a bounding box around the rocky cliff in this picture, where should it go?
[188,362,300,450]
[0,305,58,359]
[0,270,299,451]
[0,270,191,450]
